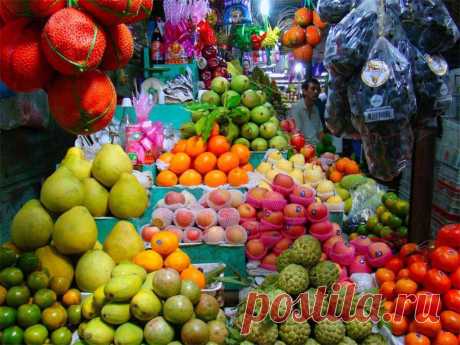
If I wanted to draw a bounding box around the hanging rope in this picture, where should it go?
[378,0,385,37]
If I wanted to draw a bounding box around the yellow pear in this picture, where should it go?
[103,221,144,263]
[91,144,133,187]
[327,195,343,204]
[109,173,148,219]
[83,178,109,217]
[63,147,85,160]
[275,159,293,173]
[258,181,272,191]
[289,154,305,165]
[35,245,74,291]
[256,162,272,175]
[289,169,304,184]
[317,180,335,194]
[267,150,282,162]
[61,154,92,180]
[266,169,282,182]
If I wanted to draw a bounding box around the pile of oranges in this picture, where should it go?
[156,135,253,188]
[327,157,360,183]
[133,231,206,289]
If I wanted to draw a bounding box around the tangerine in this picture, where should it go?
[208,135,230,156]
[433,331,458,345]
[172,139,187,153]
[306,25,321,46]
[389,314,409,336]
[133,250,163,272]
[62,289,81,306]
[335,158,349,173]
[185,136,207,158]
[169,152,191,175]
[179,169,202,186]
[329,170,343,183]
[164,250,191,273]
[241,163,254,172]
[151,231,179,256]
[396,278,418,295]
[228,168,249,187]
[398,268,411,279]
[345,161,360,175]
[383,300,395,313]
[180,266,206,289]
[376,268,396,286]
[194,152,217,174]
[204,170,227,187]
[405,332,431,345]
[380,281,396,300]
[231,144,250,164]
[156,170,178,187]
[157,152,174,165]
[217,152,239,173]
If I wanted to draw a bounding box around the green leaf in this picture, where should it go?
[195,117,207,135]
[227,95,241,109]
[200,110,221,141]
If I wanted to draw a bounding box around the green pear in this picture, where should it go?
[76,250,115,292]
[83,317,115,345]
[61,154,92,180]
[52,206,98,255]
[104,275,143,302]
[40,166,84,213]
[91,144,132,187]
[101,303,131,325]
[11,199,53,251]
[114,323,143,345]
[103,221,144,263]
[108,173,148,219]
[111,262,146,280]
[130,288,162,321]
[82,178,109,217]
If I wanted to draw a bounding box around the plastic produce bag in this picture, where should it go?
[316,0,362,24]
[324,0,379,78]
[396,0,460,53]
[346,179,385,226]
[348,36,416,181]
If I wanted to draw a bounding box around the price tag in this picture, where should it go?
[364,106,394,123]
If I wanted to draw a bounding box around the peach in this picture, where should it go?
[151,208,174,229]
[273,237,292,253]
[204,226,225,244]
[261,209,284,226]
[329,241,356,266]
[292,185,315,198]
[367,242,392,268]
[225,225,248,244]
[350,235,372,255]
[247,187,268,202]
[195,208,218,229]
[349,255,372,274]
[284,225,306,238]
[184,227,202,243]
[238,203,257,219]
[246,239,265,257]
[261,252,278,267]
[141,225,161,242]
[173,208,195,228]
[284,204,306,218]
[165,191,186,205]
[217,207,240,227]
[207,190,231,209]
[230,190,245,208]
[265,191,286,202]
[323,235,344,256]
[273,173,295,189]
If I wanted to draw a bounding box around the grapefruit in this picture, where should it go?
[47,70,116,135]
[78,0,142,26]
[41,8,107,75]
[0,19,54,92]
[3,0,65,18]
[100,24,133,71]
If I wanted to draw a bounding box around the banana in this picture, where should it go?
[93,285,107,308]
[82,295,100,320]
[262,27,281,48]
[104,275,143,302]
[101,303,131,325]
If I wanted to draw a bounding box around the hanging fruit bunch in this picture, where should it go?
[0,0,153,135]
[281,6,327,63]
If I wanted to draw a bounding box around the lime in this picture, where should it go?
[380,226,394,240]
[0,306,17,330]
[1,326,24,345]
[0,268,24,288]
[356,224,368,236]
[367,216,379,230]
[373,223,384,237]
[382,192,398,209]
[50,277,70,296]
[50,327,72,345]
[397,226,409,238]
[67,305,81,325]
[380,211,393,226]
[0,285,6,305]
[17,304,41,328]
[17,253,40,275]
[27,271,49,291]
[375,205,387,218]
[388,214,403,229]
[0,248,17,270]
[393,199,410,216]
[33,289,57,310]
[6,286,30,308]
[42,305,67,330]
[24,324,48,345]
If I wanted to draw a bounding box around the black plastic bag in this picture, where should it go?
[316,0,362,24]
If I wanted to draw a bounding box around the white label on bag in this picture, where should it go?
[434,96,453,111]
[425,54,448,76]
[361,60,390,88]
[364,106,394,123]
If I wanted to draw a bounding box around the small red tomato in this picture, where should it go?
[385,256,405,274]
[409,262,428,284]
[444,290,460,313]
[452,267,460,289]
[415,291,442,316]
[407,254,427,267]
[400,243,419,261]
[424,268,452,294]
[431,246,460,273]
[436,224,460,249]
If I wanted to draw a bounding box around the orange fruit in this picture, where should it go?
[185,136,207,158]
[62,289,81,306]
[217,152,239,173]
[151,231,179,256]
[231,144,250,164]
[133,250,164,272]
[228,167,249,187]
[164,250,191,273]
[398,268,411,279]
[388,314,409,336]
[157,152,174,164]
[204,170,227,187]
[440,311,460,334]
[376,268,396,286]
[241,163,254,172]
[179,169,202,186]
[306,25,321,46]
[194,152,217,174]
[380,281,396,300]
[345,161,360,175]
[172,139,187,153]
[405,332,431,345]
[414,314,442,338]
[156,170,178,187]
[180,266,206,289]
[335,158,349,173]
[313,11,327,30]
[329,170,343,183]
[433,331,458,345]
[169,152,191,175]
[208,135,230,156]
[211,123,220,137]
[396,278,418,295]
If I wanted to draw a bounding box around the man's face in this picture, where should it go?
[303,83,320,102]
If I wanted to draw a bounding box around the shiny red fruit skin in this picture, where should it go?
[415,291,442,316]
[444,290,460,313]
[424,268,452,294]
[451,268,460,289]
[431,246,460,273]
[436,224,460,249]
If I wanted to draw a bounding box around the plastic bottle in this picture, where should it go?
[118,98,133,150]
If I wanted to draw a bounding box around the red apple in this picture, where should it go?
[273,174,295,189]
[142,226,160,242]
[238,203,257,219]
[306,202,328,222]
[262,209,284,225]
[291,132,305,152]
[300,144,316,161]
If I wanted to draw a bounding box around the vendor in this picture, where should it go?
[288,79,324,145]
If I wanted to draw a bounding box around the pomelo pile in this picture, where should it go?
[142,189,249,245]
[376,224,460,344]
[156,135,253,188]
[0,0,153,134]
[282,7,327,62]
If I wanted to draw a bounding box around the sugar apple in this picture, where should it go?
[291,235,322,268]
[266,288,290,316]
[274,342,287,345]
[361,333,388,345]
[305,288,328,316]
[309,261,339,288]
[345,320,372,341]
[246,321,279,345]
[328,286,362,318]
[279,316,311,345]
[314,319,346,345]
[337,336,357,345]
[306,339,321,345]
[278,264,309,295]
[240,342,255,345]
[276,249,294,272]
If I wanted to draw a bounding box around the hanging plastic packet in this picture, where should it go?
[223,0,252,25]
[324,0,379,78]
[316,0,362,24]
[347,36,416,181]
[396,0,459,53]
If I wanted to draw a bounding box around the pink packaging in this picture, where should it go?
[261,198,287,212]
